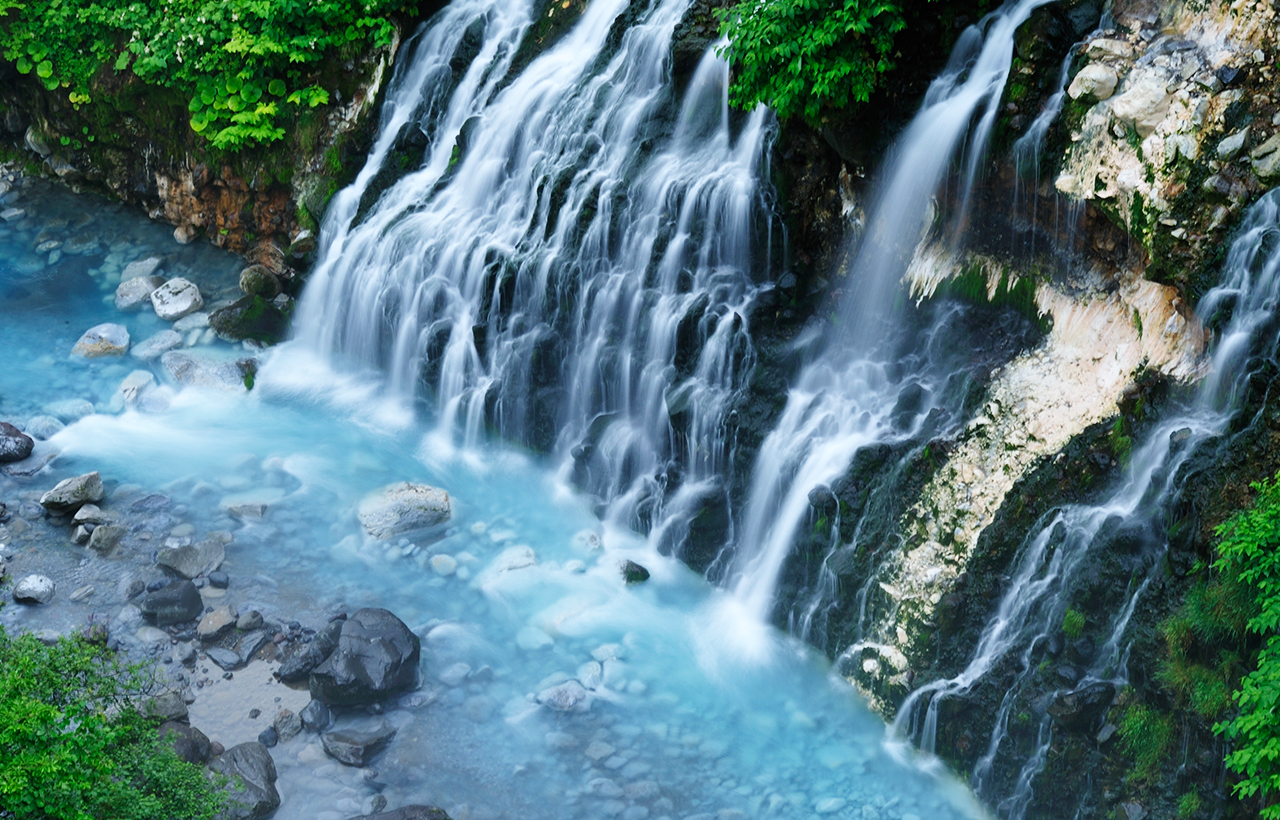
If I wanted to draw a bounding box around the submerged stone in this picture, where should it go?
[0,422,34,463]
[40,471,104,512]
[72,323,129,357]
[357,482,451,539]
[209,295,288,343]
[321,721,397,766]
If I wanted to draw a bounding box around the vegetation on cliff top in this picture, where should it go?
[714,0,991,124]
[0,626,222,819]
[0,0,417,149]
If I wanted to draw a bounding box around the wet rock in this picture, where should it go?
[537,680,590,712]
[257,725,278,748]
[24,415,64,440]
[141,579,203,626]
[174,311,210,332]
[115,275,165,311]
[72,524,91,544]
[273,708,302,742]
[72,323,130,357]
[1218,127,1251,161]
[1251,134,1280,179]
[88,525,124,553]
[321,721,398,766]
[13,574,55,604]
[620,559,650,584]
[144,691,188,722]
[1067,64,1117,101]
[209,296,289,343]
[237,610,263,631]
[121,256,163,281]
[198,605,239,642]
[151,278,204,321]
[73,504,113,525]
[343,807,453,820]
[45,398,94,423]
[208,570,229,588]
[207,647,242,670]
[300,699,332,732]
[1048,681,1116,731]
[157,538,225,579]
[115,371,156,409]
[235,630,271,664]
[40,471,104,512]
[161,351,251,391]
[310,608,421,705]
[160,720,211,764]
[210,742,280,820]
[239,265,282,299]
[357,483,451,539]
[278,619,342,682]
[0,422,34,463]
[131,330,184,361]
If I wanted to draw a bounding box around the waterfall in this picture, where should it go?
[893,189,1280,818]
[724,0,1054,631]
[294,0,772,554]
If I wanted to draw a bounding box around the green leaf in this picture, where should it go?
[15,56,31,74]
[225,75,243,94]
[268,78,286,96]
[35,59,53,78]
[113,51,131,72]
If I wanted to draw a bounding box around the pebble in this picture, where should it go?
[430,553,458,576]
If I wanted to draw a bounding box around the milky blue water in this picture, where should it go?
[0,179,987,819]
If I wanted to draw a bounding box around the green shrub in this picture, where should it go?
[1119,702,1174,786]
[0,627,222,819]
[1178,788,1203,818]
[0,0,417,149]
[1062,607,1086,639]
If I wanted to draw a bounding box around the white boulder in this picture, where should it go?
[151,278,204,321]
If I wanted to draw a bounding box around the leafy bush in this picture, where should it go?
[1215,474,1280,817]
[715,0,914,124]
[1061,607,1086,639]
[1119,701,1174,786]
[0,627,222,819]
[0,0,416,149]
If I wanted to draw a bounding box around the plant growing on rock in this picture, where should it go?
[1214,474,1280,817]
[0,0,417,149]
[0,627,222,819]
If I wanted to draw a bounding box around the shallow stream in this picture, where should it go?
[0,176,985,820]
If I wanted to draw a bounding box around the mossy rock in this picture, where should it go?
[209,296,289,344]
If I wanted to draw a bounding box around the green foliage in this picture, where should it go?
[1214,474,1280,816]
[1178,788,1204,818]
[1062,607,1086,639]
[0,627,222,819]
[716,0,939,124]
[1119,702,1174,786]
[0,0,415,149]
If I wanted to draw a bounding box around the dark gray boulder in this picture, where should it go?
[621,560,650,584]
[140,579,203,626]
[0,422,34,463]
[1048,681,1116,731]
[300,699,332,733]
[209,295,289,343]
[159,720,211,764]
[344,807,453,820]
[277,619,342,682]
[210,742,280,820]
[207,647,242,670]
[321,721,397,766]
[309,608,420,705]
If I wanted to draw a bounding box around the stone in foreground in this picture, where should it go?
[114,274,165,311]
[140,579,203,626]
[0,422,34,463]
[209,295,289,343]
[72,323,130,357]
[309,608,420,705]
[321,721,397,766]
[358,482,451,539]
[210,742,280,820]
[40,471,104,512]
[344,807,453,820]
[160,720,211,764]
[157,538,225,579]
[151,277,204,321]
[161,351,252,391]
[131,330,184,361]
[13,574,55,604]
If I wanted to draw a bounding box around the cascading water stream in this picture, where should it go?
[724,0,1053,635]
[892,189,1280,819]
[295,0,771,556]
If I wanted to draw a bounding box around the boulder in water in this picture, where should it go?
[120,256,163,280]
[140,579,203,626]
[209,296,288,343]
[321,721,398,766]
[277,619,342,682]
[239,265,282,299]
[0,422,34,463]
[13,574,55,604]
[300,699,332,733]
[620,559,650,584]
[159,720,211,764]
[72,323,129,357]
[344,808,453,820]
[150,278,204,321]
[161,351,251,391]
[1048,681,1116,731]
[309,607,420,705]
[131,331,183,364]
[114,275,165,312]
[157,538,225,579]
[357,482,451,539]
[24,415,64,440]
[209,742,280,820]
[40,471,104,512]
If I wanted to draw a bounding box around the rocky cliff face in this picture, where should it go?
[0,29,401,276]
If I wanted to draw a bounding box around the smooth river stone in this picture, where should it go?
[151,277,204,321]
[72,323,129,357]
[115,275,164,311]
[357,482,451,539]
[132,330,183,361]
